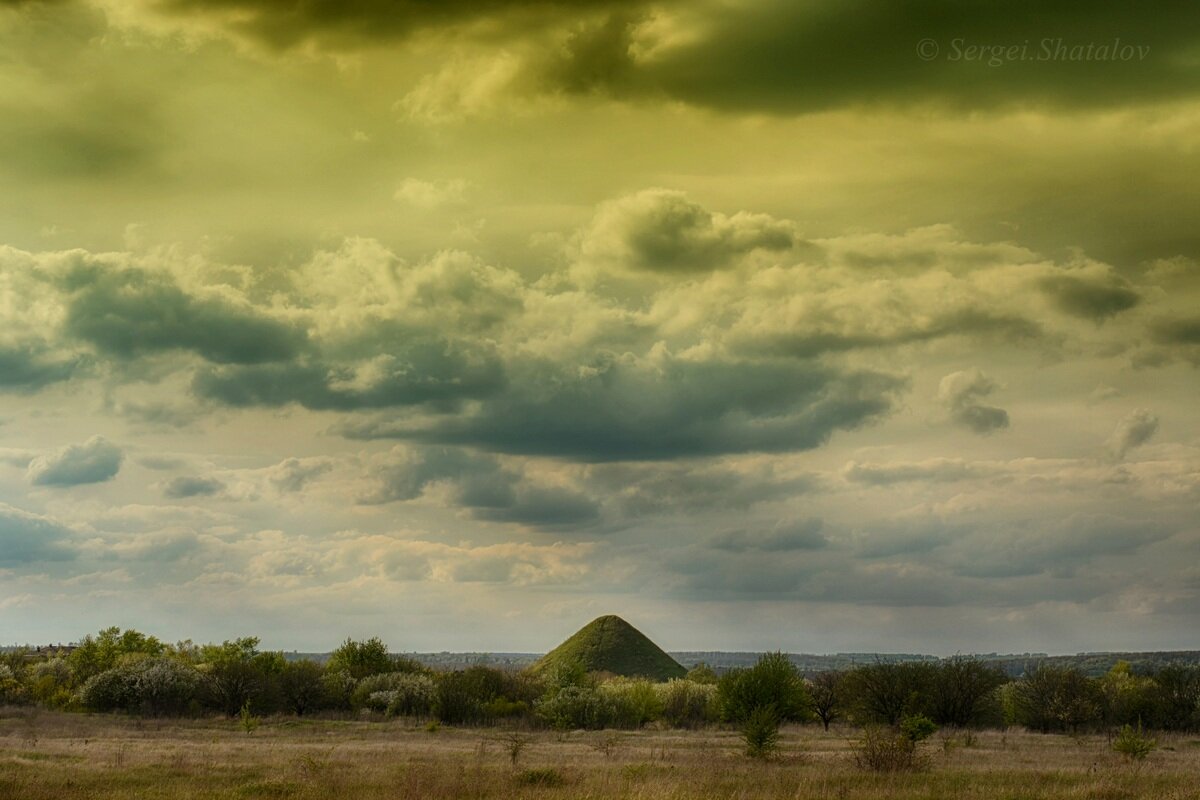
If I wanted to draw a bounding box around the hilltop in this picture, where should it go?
[530,615,686,681]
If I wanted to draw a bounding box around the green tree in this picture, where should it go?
[718,652,811,723]
[69,627,166,683]
[1100,661,1156,728]
[326,637,407,680]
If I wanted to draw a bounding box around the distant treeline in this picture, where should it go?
[200,649,1200,676]
[3,628,1199,734]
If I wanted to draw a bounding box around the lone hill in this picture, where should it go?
[531,615,686,681]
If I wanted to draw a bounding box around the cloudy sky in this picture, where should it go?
[2,0,1199,655]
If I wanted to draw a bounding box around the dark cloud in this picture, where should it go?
[0,502,76,564]
[543,0,1200,114]
[363,446,599,529]
[161,475,225,498]
[192,340,505,411]
[61,266,306,365]
[708,518,827,553]
[342,356,902,461]
[471,485,600,528]
[155,0,648,50]
[1151,317,1200,346]
[937,369,1009,435]
[1039,274,1140,320]
[0,343,81,391]
[26,436,123,487]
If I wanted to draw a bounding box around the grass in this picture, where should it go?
[2,709,1199,799]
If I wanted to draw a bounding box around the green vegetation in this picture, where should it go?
[530,616,686,682]
[741,705,781,759]
[4,622,1200,752]
[1112,724,1157,762]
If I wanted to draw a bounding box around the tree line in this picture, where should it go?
[2,627,1199,735]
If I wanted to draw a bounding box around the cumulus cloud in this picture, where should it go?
[937,369,1010,435]
[1107,408,1159,459]
[0,502,77,563]
[27,436,124,487]
[267,457,334,493]
[580,189,795,273]
[161,475,225,498]
[0,343,82,392]
[58,261,307,365]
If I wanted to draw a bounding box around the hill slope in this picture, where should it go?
[531,615,686,681]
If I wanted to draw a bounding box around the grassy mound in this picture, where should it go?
[531,615,686,681]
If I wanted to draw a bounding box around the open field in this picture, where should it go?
[2,710,1198,800]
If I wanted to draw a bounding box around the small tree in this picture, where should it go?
[1112,724,1157,763]
[810,671,843,731]
[742,705,781,759]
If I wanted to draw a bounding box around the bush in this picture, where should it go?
[657,679,717,728]
[742,705,780,759]
[352,671,427,711]
[853,725,930,772]
[537,685,614,730]
[132,658,201,716]
[599,678,663,729]
[79,657,199,716]
[1112,724,1157,762]
[28,658,74,709]
[718,652,810,723]
[385,674,437,718]
[514,768,565,787]
[0,664,28,706]
[899,713,937,742]
[685,663,718,685]
[434,666,525,724]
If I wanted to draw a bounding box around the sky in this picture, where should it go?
[2,0,1199,655]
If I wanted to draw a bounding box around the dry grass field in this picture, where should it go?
[2,710,1199,800]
